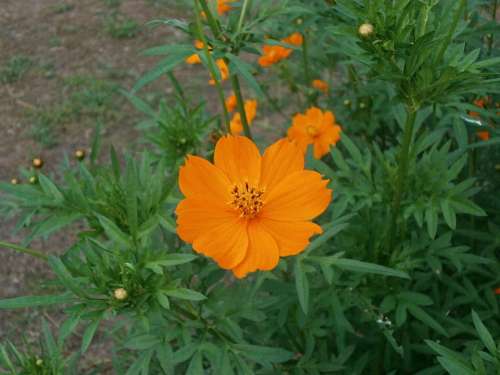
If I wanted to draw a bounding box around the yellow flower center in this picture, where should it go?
[307,125,319,137]
[230,182,264,218]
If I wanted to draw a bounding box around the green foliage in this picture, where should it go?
[0,55,33,84]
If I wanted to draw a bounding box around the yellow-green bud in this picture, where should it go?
[11,178,20,185]
[29,176,38,184]
[75,149,86,161]
[358,23,374,37]
[114,288,128,300]
[32,158,44,169]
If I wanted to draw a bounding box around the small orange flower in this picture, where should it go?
[230,99,258,135]
[185,40,207,65]
[469,98,486,118]
[209,59,230,85]
[282,32,303,46]
[477,131,490,141]
[495,287,500,295]
[217,0,235,15]
[176,136,332,278]
[258,45,293,67]
[225,93,237,113]
[312,79,329,94]
[288,107,342,159]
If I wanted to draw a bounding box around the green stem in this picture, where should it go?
[302,32,311,84]
[0,241,48,261]
[197,0,223,38]
[231,75,253,139]
[488,0,498,56]
[389,107,418,252]
[237,0,251,33]
[194,0,231,132]
[436,0,466,63]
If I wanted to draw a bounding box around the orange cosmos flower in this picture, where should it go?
[288,107,342,159]
[258,45,293,67]
[209,59,230,85]
[312,79,329,94]
[225,93,237,113]
[176,136,331,278]
[469,98,486,118]
[495,287,500,295]
[230,99,258,135]
[282,32,303,46]
[477,131,490,141]
[185,40,208,65]
[218,0,235,15]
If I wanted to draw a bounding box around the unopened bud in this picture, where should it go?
[11,178,20,185]
[358,23,374,37]
[114,288,128,300]
[29,176,38,184]
[32,158,44,169]
[36,358,43,366]
[343,99,351,106]
[75,149,86,161]
[360,102,366,109]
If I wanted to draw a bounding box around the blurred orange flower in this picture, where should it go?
[288,107,342,159]
[312,79,329,94]
[176,135,331,278]
[225,93,237,113]
[495,287,500,295]
[258,45,293,67]
[258,32,302,68]
[209,59,230,85]
[283,32,303,46]
[477,131,490,141]
[469,98,486,118]
[218,0,235,15]
[185,40,205,65]
[230,99,258,135]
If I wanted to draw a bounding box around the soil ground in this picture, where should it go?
[0,0,202,371]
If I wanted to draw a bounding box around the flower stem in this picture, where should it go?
[231,74,253,139]
[197,0,223,38]
[389,106,418,252]
[193,0,231,132]
[0,241,48,261]
[237,0,251,33]
[302,32,311,84]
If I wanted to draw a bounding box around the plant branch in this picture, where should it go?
[0,241,49,261]
[231,75,253,139]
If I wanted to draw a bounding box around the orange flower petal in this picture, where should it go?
[258,218,322,256]
[193,217,248,269]
[262,170,331,221]
[176,198,236,243]
[214,135,262,185]
[261,138,304,192]
[232,221,279,278]
[179,155,231,202]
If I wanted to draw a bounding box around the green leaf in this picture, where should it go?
[48,256,89,298]
[226,53,264,98]
[425,206,438,239]
[186,351,203,375]
[97,215,132,248]
[125,160,139,237]
[133,52,192,92]
[163,288,206,301]
[81,319,101,353]
[233,344,294,365]
[437,357,474,375]
[38,174,64,203]
[0,294,71,309]
[295,260,309,315]
[331,258,410,279]
[440,200,456,230]
[471,310,496,355]
[58,315,80,347]
[156,293,170,310]
[305,222,350,254]
[145,254,197,272]
[398,292,433,306]
[408,305,448,337]
[124,335,161,350]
